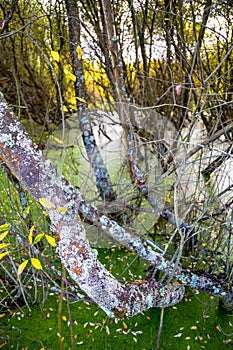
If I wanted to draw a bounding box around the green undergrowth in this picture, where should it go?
[0,248,232,350]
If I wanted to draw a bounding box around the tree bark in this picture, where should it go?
[0,91,185,317]
[0,92,232,315]
[65,0,117,201]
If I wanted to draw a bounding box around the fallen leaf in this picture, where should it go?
[174,333,182,337]
[39,198,55,210]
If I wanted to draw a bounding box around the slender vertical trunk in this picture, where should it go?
[65,0,116,201]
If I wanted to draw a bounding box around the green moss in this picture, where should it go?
[1,249,232,349]
[1,290,232,349]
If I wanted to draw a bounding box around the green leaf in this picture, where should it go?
[0,223,10,232]
[33,233,44,245]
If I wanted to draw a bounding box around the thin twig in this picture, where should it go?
[155,307,165,350]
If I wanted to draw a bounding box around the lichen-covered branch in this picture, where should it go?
[0,92,184,317]
[0,93,232,314]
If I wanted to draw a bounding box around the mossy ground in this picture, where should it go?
[0,291,232,349]
[0,248,232,350]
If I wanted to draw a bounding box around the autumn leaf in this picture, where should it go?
[76,97,86,103]
[50,135,63,144]
[0,251,9,260]
[57,207,67,214]
[0,243,10,249]
[0,230,9,241]
[64,68,76,82]
[25,205,31,215]
[122,321,127,329]
[31,258,43,270]
[39,198,55,209]
[45,234,56,247]
[18,260,29,275]
[76,45,82,60]
[61,105,68,112]
[174,333,182,337]
[51,50,60,62]
[28,225,34,245]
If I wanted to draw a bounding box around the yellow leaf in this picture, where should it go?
[0,251,9,260]
[0,231,8,241]
[64,68,76,82]
[28,225,34,245]
[0,243,10,249]
[31,258,43,270]
[51,50,60,62]
[0,223,10,232]
[33,233,44,245]
[122,321,127,329]
[76,97,86,103]
[76,45,83,60]
[51,135,63,144]
[61,105,69,112]
[67,72,76,82]
[39,198,55,209]
[69,96,77,105]
[62,315,67,321]
[18,260,29,275]
[45,234,56,247]
[24,205,31,215]
[57,207,67,214]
